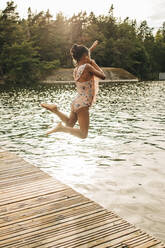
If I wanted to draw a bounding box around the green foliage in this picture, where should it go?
[0,1,165,84]
[0,42,41,84]
[0,2,60,85]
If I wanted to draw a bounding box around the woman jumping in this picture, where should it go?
[41,41,105,139]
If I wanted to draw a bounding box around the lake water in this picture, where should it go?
[0,81,165,242]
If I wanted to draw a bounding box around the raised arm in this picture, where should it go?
[89,40,98,53]
[86,61,106,80]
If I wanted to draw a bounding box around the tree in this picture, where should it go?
[0,1,165,83]
[1,42,41,84]
[154,23,165,73]
[0,1,60,84]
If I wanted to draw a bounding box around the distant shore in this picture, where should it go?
[41,67,138,84]
[41,79,139,84]
[0,67,139,85]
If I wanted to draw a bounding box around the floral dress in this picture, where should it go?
[71,64,99,113]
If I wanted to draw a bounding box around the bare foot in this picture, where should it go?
[46,122,63,135]
[41,103,58,113]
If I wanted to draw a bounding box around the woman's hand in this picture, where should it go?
[85,56,94,64]
[89,40,99,52]
[89,59,96,66]
[92,40,99,48]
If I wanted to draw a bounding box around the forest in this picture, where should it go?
[0,1,165,84]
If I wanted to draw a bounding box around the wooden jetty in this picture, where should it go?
[0,149,164,248]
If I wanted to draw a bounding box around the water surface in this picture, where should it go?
[0,81,165,241]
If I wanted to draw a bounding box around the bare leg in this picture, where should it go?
[47,107,89,139]
[41,103,58,114]
[67,111,78,127]
[41,103,77,126]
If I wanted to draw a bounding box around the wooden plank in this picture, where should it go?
[0,195,91,227]
[0,174,66,192]
[0,153,27,167]
[93,232,150,247]
[134,240,163,248]
[26,227,139,248]
[0,188,78,215]
[0,172,49,188]
[0,185,69,206]
[0,150,164,248]
[0,212,119,243]
[0,166,40,179]
[94,235,164,248]
[0,203,104,241]
[0,222,136,247]
[0,161,35,172]
[0,177,66,195]
[0,205,105,247]
[0,157,38,171]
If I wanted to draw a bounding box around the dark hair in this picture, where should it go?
[70,44,89,62]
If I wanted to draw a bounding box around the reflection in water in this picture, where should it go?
[0,81,165,241]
